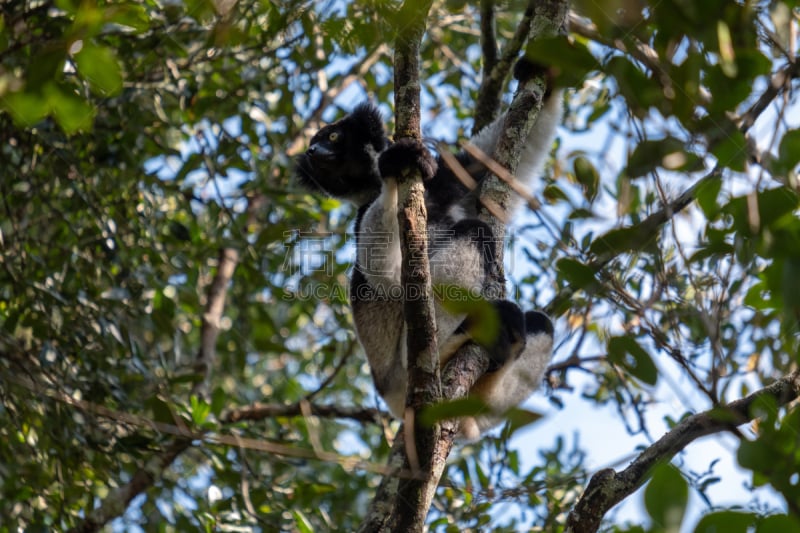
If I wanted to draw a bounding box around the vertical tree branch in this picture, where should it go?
[361,3,569,531]
[389,1,447,531]
[392,0,432,139]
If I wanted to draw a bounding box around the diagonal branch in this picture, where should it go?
[473,0,537,132]
[478,0,568,280]
[565,371,800,533]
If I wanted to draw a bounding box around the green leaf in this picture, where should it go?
[105,3,151,32]
[504,407,544,435]
[694,510,755,533]
[781,258,800,316]
[292,510,314,533]
[436,285,498,347]
[757,514,800,533]
[74,43,123,96]
[190,395,211,425]
[573,156,600,202]
[711,128,747,172]
[556,258,598,291]
[589,225,654,257]
[521,36,598,87]
[706,51,771,115]
[210,386,227,417]
[147,395,177,425]
[688,241,734,263]
[419,397,489,427]
[606,55,663,116]
[737,439,772,473]
[773,129,800,176]
[644,462,688,530]
[627,137,690,178]
[543,183,570,202]
[722,187,799,234]
[1,91,47,127]
[695,176,723,218]
[44,84,95,133]
[608,336,658,385]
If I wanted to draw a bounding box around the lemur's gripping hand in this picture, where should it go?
[514,56,557,96]
[463,300,527,372]
[378,138,437,181]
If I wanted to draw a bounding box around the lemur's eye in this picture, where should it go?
[329,131,339,142]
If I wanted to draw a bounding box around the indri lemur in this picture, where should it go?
[296,70,560,440]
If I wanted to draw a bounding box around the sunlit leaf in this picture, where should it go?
[420,397,490,427]
[694,511,755,533]
[608,335,658,386]
[644,462,688,530]
[74,43,123,96]
[45,84,96,133]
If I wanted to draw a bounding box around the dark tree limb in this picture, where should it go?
[385,1,446,531]
[358,345,491,532]
[736,57,800,132]
[565,371,800,533]
[473,0,537,133]
[224,402,386,424]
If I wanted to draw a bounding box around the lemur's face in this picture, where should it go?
[306,124,345,171]
[296,117,383,204]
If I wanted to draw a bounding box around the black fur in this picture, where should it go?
[378,138,438,181]
[295,103,388,201]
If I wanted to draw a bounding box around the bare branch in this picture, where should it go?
[736,57,800,132]
[195,246,239,397]
[565,371,800,533]
[383,1,446,531]
[478,0,568,279]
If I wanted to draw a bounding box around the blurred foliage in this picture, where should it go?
[0,0,799,531]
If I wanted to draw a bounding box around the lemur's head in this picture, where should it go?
[296,103,388,206]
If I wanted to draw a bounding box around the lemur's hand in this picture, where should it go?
[378,138,437,181]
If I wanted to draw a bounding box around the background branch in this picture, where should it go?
[68,196,257,532]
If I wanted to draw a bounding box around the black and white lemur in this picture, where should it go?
[296,66,560,440]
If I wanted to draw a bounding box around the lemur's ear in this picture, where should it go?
[349,102,389,152]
